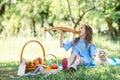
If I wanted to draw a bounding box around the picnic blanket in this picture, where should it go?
[111,58,120,66]
[18,58,120,77]
[18,64,62,77]
[87,58,120,67]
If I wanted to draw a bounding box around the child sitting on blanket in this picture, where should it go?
[61,23,97,70]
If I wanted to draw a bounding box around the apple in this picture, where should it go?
[33,57,42,65]
[51,64,58,69]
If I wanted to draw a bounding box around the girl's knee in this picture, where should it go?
[72,51,78,55]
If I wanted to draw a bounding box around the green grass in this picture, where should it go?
[0,35,120,80]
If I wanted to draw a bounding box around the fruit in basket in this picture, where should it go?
[33,57,42,65]
[46,66,52,70]
[51,64,58,69]
[31,62,35,66]
[26,61,32,66]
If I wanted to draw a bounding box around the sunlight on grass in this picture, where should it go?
[0,35,120,80]
[93,34,120,57]
[0,36,69,62]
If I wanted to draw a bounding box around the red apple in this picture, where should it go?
[33,57,42,65]
[51,64,58,69]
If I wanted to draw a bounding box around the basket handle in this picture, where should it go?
[20,40,46,63]
[44,54,58,65]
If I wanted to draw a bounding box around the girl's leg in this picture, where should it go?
[70,53,83,70]
[62,51,77,70]
[68,51,77,67]
[72,55,83,67]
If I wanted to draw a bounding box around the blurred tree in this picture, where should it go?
[95,0,120,40]
[66,0,95,29]
[113,3,120,35]
[1,0,53,37]
[1,0,23,37]
[0,0,6,34]
[0,0,120,39]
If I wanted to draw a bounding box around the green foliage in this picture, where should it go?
[0,0,120,39]
[111,11,120,23]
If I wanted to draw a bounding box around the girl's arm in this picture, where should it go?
[89,44,97,58]
[60,31,74,51]
[60,31,65,48]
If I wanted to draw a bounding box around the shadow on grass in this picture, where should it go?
[0,61,19,79]
[0,61,120,80]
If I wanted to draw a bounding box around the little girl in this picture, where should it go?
[61,23,97,70]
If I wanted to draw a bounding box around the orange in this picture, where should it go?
[46,66,52,70]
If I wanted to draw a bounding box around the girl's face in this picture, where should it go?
[78,24,86,38]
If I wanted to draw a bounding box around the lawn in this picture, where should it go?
[0,35,120,80]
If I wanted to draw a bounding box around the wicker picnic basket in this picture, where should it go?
[20,40,46,73]
[44,54,58,70]
[42,54,59,74]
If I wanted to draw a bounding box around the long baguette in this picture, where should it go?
[44,26,80,34]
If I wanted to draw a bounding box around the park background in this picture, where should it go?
[0,0,120,80]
